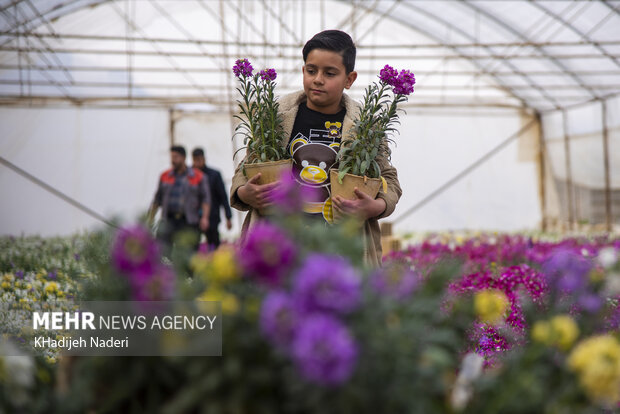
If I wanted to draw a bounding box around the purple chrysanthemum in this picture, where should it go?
[370,262,420,300]
[260,68,277,81]
[239,222,296,286]
[292,253,361,315]
[292,313,358,385]
[130,264,176,301]
[269,170,318,215]
[392,69,415,95]
[470,323,511,366]
[111,225,160,274]
[379,64,398,86]
[578,293,603,314]
[542,248,591,294]
[232,58,253,78]
[260,291,300,349]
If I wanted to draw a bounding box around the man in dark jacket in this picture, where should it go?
[192,148,232,250]
[149,145,210,252]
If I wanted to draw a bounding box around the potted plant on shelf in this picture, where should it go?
[330,65,415,211]
[232,58,291,186]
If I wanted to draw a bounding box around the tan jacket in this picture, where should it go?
[230,91,402,267]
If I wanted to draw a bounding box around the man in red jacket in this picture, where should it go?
[149,145,210,252]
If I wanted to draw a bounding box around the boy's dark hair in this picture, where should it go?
[170,145,186,157]
[302,30,356,73]
[192,148,205,157]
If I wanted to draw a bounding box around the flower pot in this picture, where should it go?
[244,158,293,184]
[329,169,383,221]
[244,158,293,215]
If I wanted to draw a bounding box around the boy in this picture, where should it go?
[230,30,402,267]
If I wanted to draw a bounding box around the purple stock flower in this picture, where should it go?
[392,69,415,95]
[260,68,277,81]
[47,270,57,280]
[111,225,160,274]
[260,291,300,349]
[371,261,420,300]
[130,265,176,301]
[542,248,591,294]
[232,58,253,78]
[578,293,603,314]
[269,170,318,215]
[239,222,296,286]
[15,270,24,279]
[379,64,398,86]
[292,313,358,385]
[293,253,361,315]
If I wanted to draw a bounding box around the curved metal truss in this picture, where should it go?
[0,0,619,111]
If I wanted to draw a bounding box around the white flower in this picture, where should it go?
[450,353,484,411]
[604,272,620,296]
[0,340,35,407]
[598,247,618,269]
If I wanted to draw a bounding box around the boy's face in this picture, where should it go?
[302,49,357,114]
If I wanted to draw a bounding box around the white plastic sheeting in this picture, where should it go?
[1,0,619,235]
[0,107,169,236]
[0,104,542,236]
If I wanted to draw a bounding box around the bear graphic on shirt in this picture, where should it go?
[289,121,342,221]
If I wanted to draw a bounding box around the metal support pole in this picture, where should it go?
[601,99,612,231]
[169,108,175,147]
[535,111,547,232]
[562,109,574,231]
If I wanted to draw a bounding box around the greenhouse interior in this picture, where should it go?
[1,1,620,413]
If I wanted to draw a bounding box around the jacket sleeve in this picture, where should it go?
[153,178,163,206]
[199,173,211,206]
[216,171,233,219]
[230,157,251,212]
[374,142,402,220]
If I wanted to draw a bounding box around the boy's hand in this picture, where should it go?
[237,173,279,210]
[332,188,386,220]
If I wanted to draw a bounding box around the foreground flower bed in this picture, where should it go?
[1,222,619,413]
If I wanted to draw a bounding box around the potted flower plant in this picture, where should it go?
[330,65,415,204]
[232,59,291,185]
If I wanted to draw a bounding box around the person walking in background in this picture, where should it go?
[149,145,210,252]
[192,147,233,250]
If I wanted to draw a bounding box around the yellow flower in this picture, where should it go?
[209,246,240,283]
[568,334,620,406]
[474,289,509,325]
[190,253,210,276]
[589,268,605,283]
[2,273,14,283]
[532,315,579,351]
[532,320,551,345]
[44,282,59,295]
[0,281,10,290]
[197,289,239,315]
[191,246,240,285]
[550,315,579,350]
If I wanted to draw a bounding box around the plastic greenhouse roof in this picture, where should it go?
[1,0,620,112]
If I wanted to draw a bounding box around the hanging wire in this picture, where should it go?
[0,155,117,228]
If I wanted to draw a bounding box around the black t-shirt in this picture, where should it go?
[286,102,346,223]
